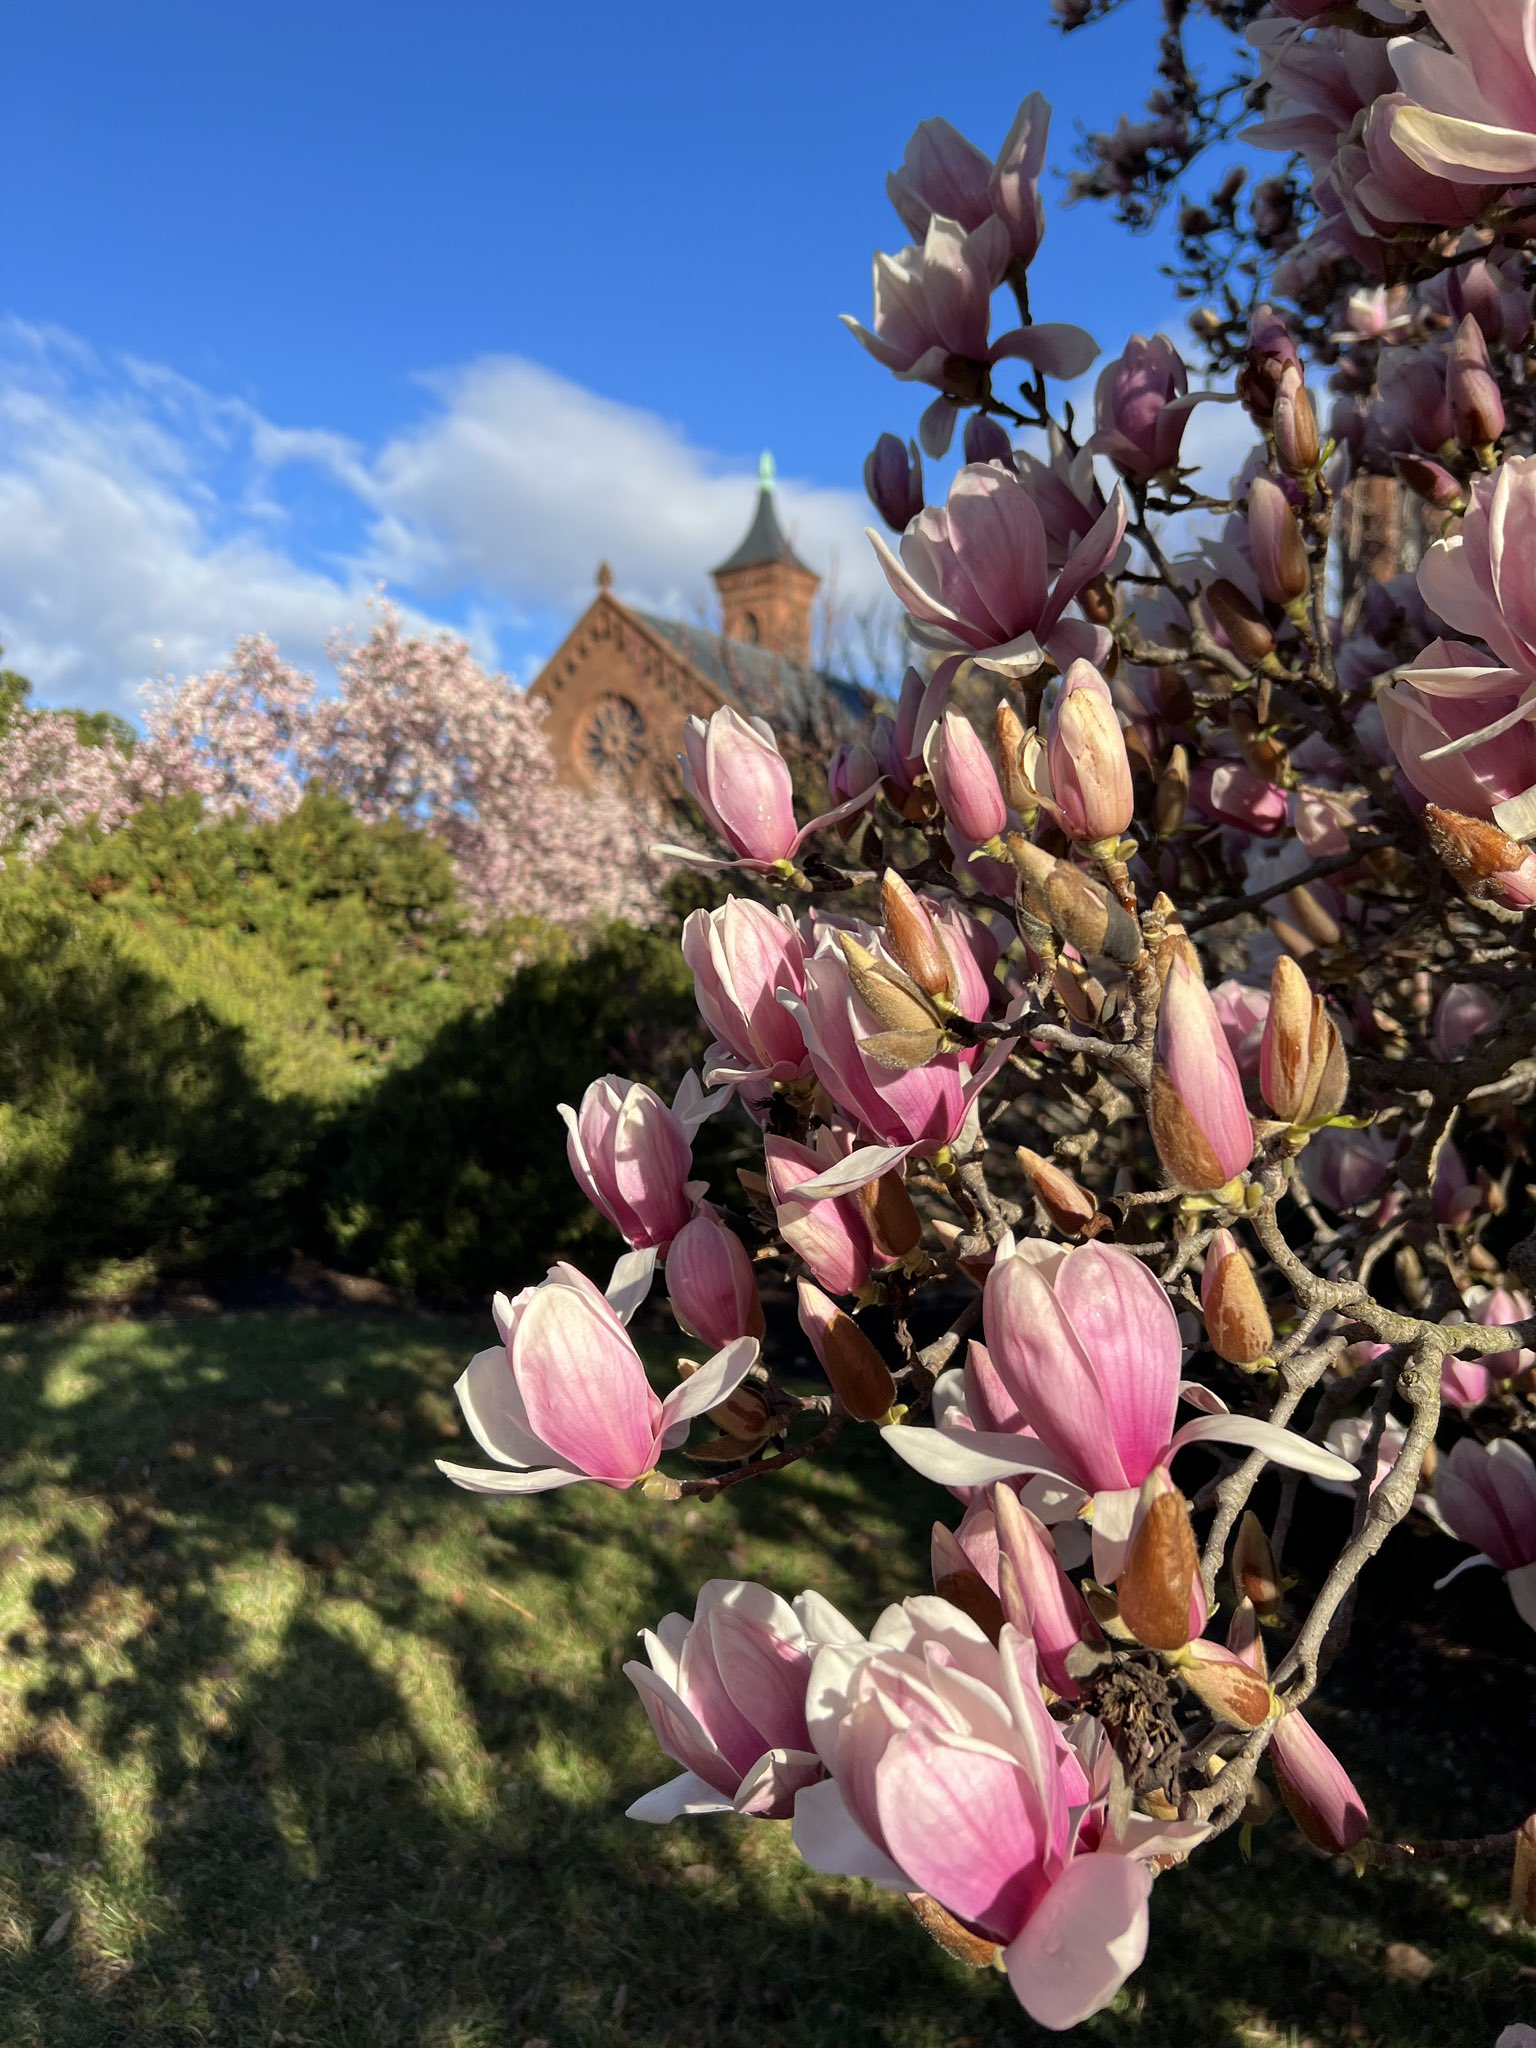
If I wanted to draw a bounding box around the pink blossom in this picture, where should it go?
[1211,980,1270,1078]
[668,706,877,873]
[0,710,138,860]
[1303,1126,1394,1212]
[794,1599,1158,2030]
[1092,335,1197,480]
[928,707,1007,844]
[1151,955,1255,1191]
[1390,2,1536,190]
[1435,1438,1536,1573]
[864,433,924,532]
[1190,760,1289,836]
[559,1077,697,1252]
[764,1136,877,1297]
[625,1578,859,1821]
[1269,1709,1370,1854]
[681,898,809,1093]
[1040,659,1134,844]
[438,1265,757,1494]
[665,1209,764,1350]
[869,462,1126,678]
[1433,982,1499,1061]
[887,94,1051,270]
[1380,658,1536,823]
[883,1240,1356,1571]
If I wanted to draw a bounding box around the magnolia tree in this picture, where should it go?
[0,606,673,931]
[438,6,1536,2028]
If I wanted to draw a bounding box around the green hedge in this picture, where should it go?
[0,794,712,1300]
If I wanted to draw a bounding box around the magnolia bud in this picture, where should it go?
[1150,954,1255,1190]
[930,1523,1006,1641]
[1424,803,1529,883]
[881,871,953,1000]
[962,412,1014,466]
[1206,579,1276,666]
[1042,856,1142,965]
[929,707,1007,844]
[796,1280,897,1421]
[1260,955,1315,1122]
[864,432,925,531]
[1118,1472,1199,1652]
[994,701,1035,814]
[1232,1511,1282,1622]
[837,933,939,1035]
[1447,314,1505,452]
[1178,1640,1275,1728]
[1247,476,1309,607]
[1284,882,1341,951]
[856,1170,924,1263]
[1272,365,1320,476]
[1017,1147,1103,1237]
[1239,306,1301,423]
[1395,453,1465,512]
[1201,1227,1273,1366]
[1047,659,1135,844]
[1155,745,1190,838]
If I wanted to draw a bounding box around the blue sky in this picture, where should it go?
[2,0,1248,714]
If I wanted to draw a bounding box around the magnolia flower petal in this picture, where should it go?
[606,1246,659,1325]
[786,1143,918,1201]
[625,1770,735,1823]
[453,1343,551,1469]
[1507,1561,1536,1634]
[792,1777,912,1890]
[882,1424,1084,1488]
[1003,1851,1152,2031]
[1170,1412,1359,1481]
[658,1337,760,1432]
[734,1747,824,1817]
[791,780,886,853]
[435,1458,592,1494]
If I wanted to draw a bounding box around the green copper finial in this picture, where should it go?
[758,449,776,491]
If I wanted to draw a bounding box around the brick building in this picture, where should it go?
[529,456,871,794]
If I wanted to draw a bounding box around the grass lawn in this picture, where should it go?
[0,1310,1532,2047]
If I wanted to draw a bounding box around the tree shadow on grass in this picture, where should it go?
[0,1314,1533,2048]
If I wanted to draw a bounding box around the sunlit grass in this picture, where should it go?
[0,1311,1530,2046]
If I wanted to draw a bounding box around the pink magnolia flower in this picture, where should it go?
[764,1136,877,1298]
[864,433,924,532]
[1380,660,1536,825]
[794,1598,1162,2030]
[1434,1438,1536,1633]
[1303,1125,1394,1212]
[1190,759,1290,836]
[1269,1708,1369,1854]
[1092,335,1199,480]
[1150,955,1255,1192]
[665,1208,764,1349]
[1390,1,1536,190]
[883,1240,1355,1577]
[887,93,1050,269]
[666,706,875,871]
[928,707,1008,844]
[559,1077,698,1252]
[869,462,1127,678]
[438,1265,758,1494]
[1038,659,1134,844]
[783,917,1012,1174]
[842,216,1097,457]
[681,898,809,1094]
[625,1578,860,1822]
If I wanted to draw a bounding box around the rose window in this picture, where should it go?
[583,696,646,779]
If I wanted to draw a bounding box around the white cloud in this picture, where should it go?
[0,326,892,716]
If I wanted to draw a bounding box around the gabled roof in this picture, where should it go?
[710,453,817,580]
[630,609,869,735]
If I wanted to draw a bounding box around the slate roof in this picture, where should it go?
[711,482,816,579]
[630,609,871,739]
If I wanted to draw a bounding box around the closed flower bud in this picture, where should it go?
[864,432,925,532]
[1155,745,1190,838]
[962,412,1015,467]
[994,700,1036,814]
[1017,1146,1103,1237]
[1239,306,1301,423]
[1395,454,1465,512]
[1260,956,1316,1122]
[1447,314,1505,452]
[1284,882,1341,951]
[881,871,953,1000]
[1026,852,1143,965]
[1045,658,1134,844]
[1150,954,1255,1190]
[1307,1012,1348,1122]
[855,1169,924,1263]
[1118,1471,1200,1652]
[1206,579,1276,667]
[1247,476,1309,607]
[1424,804,1530,884]
[796,1279,897,1420]
[1269,1708,1368,1852]
[1201,1227,1272,1366]
[836,932,941,1035]
[1272,365,1319,476]
[666,1208,766,1350]
[928,707,1008,845]
[860,1025,950,1071]
[1232,1512,1282,1621]
[1178,1640,1275,1728]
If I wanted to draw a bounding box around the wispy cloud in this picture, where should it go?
[0,324,890,716]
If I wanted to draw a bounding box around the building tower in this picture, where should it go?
[710,452,821,664]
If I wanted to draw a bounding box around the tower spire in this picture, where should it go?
[758,449,776,492]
